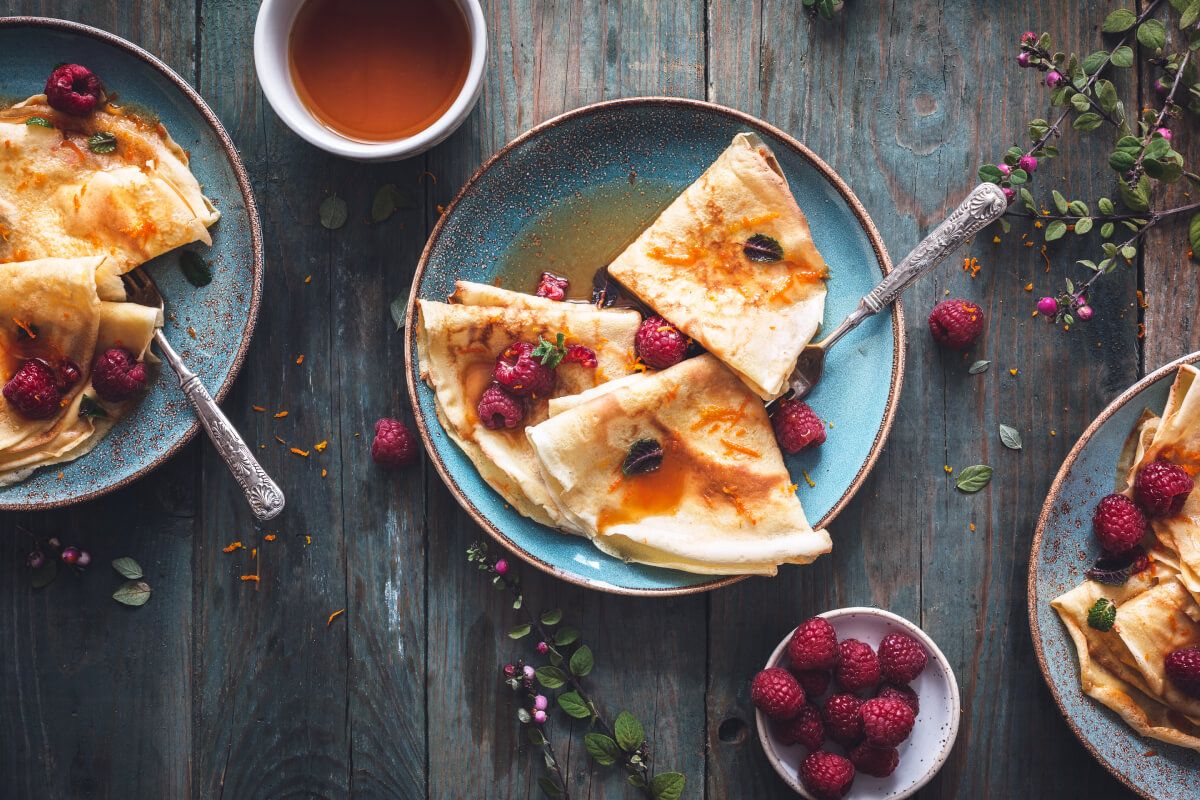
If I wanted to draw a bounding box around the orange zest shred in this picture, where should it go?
[290,447,310,457]
[801,470,816,488]
[274,435,287,445]
[12,317,36,338]
[264,534,277,542]
[720,438,760,458]
[252,405,266,412]
[187,326,197,338]
[274,411,289,419]
[222,541,243,553]
[327,609,345,626]
[305,275,312,284]
[962,257,981,278]
[239,575,259,583]
[305,535,313,546]
[295,354,305,365]
[321,469,328,478]
[314,440,328,453]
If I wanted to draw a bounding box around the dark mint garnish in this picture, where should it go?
[1087,597,1117,632]
[1085,546,1144,586]
[621,438,663,476]
[87,131,117,154]
[79,395,109,420]
[25,117,53,129]
[743,233,784,263]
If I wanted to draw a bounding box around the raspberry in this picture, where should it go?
[835,639,881,693]
[371,417,418,468]
[1092,494,1147,555]
[876,683,919,716]
[1134,460,1195,518]
[44,63,104,116]
[860,696,915,747]
[54,359,81,391]
[476,383,526,430]
[928,298,985,349]
[563,344,597,368]
[772,399,826,454]
[800,751,855,800]
[2,359,61,419]
[493,341,555,397]
[821,693,863,746]
[774,702,825,751]
[535,272,568,301]
[878,633,928,684]
[91,348,148,402]
[787,616,839,670]
[1165,647,1200,698]
[750,667,805,720]
[791,669,831,699]
[848,742,900,778]
[634,316,688,370]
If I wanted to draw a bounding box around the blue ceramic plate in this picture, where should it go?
[1030,351,1200,799]
[406,98,902,595]
[0,18,262,509]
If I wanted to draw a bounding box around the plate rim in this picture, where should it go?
[1027,348,1200,798]
[0,16,264,510]
[404,96,904,596]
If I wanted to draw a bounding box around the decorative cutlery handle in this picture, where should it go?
[154,331,285,521]
[862,183,1009,313]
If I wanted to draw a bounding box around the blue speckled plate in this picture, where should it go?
[1030,351,1200,799]
[0,18,262,509]
[406,98,902,595]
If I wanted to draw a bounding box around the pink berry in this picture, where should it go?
[76,550,91,567]
[536,641,549,654]
[1017,52,1032,68]
[1018,154,1038,173]
[1037,296,1058,316]
[503,663,517,676]
[495,558,509,575]
[534,695,548,711]
[996,163,1011,176]
[1020,31,1037,45]
[61,546,81,565]
[533,709,547,724]
[1077,304,1094,321]
[1002,187,1016,204]
[1157,127,1173,140]
[26,551,45,569]
[523,665,535,680]
[1045,71,1063,88]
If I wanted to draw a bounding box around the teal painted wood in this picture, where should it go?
[0,1,1168,798]
[705,1,1137,798]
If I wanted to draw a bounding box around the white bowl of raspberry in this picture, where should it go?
[753,607,961,799]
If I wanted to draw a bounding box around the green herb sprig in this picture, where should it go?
[467,541,685,800]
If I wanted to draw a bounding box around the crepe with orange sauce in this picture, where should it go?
[527,354,830,575]
[607,133,828,400]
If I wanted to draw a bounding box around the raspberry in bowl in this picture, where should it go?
[753,607,961,799]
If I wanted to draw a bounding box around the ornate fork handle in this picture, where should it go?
[821,183,1009,349]
[155,331,285,521]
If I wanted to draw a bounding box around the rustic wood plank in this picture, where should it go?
[705,2,1137,797]
[424,1,709,798]
[191,1,352,796]
[0,3,198,799]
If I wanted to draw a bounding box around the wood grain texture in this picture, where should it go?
[424,2,709,798]
[0,1,1171,798]
[705,1,1137,797]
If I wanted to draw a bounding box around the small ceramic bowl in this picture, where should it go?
[253,0,487,161]
[756,607,961,799]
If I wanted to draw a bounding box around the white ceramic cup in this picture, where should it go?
[253,0,487,162]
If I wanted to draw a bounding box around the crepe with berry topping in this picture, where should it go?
[606,133,828,400]
[526,354,831,575]
[0,257,161,485]
[1053,573,1200,751]
[415,296,640,529]
[0,96,219,300]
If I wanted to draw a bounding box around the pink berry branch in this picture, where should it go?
[978,0,1200,327]
[466,541,686,800]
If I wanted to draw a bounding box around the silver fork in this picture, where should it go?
[787,183,1009,400]
[121,268,285,521]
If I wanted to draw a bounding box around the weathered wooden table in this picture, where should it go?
[3,1,1180,797]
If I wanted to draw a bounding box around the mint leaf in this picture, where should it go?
[111,557,143,580]
[507,623,531,639]
[319,195,348,230]
[534,665,567,689]
[569,644,594,677]
[968,360,990,375]
[87,131,117,154]
[614,710,645,751]
[999,424,1023,450]
[540,608,562,625]
[557,690,591,719]
[584,732,620,765]
[79,395,109,420]
[955,464,993,493]
[180,250,212,288]
[113,580,152,607]
[531,333,567,368]
[25,116,53,128]
[1087,597,1117,631]
[650,772,685,800]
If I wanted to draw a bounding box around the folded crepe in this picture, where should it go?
[0,257,160,485]
[526,354,831,575]
[416,285,641,528]
[607,133,828,400]
[0,95,219,299]
[1053,364,1200,752]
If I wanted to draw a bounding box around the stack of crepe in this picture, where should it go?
[1053,365,1200,751]
[417,133,833,576]
[0,93,219,483]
